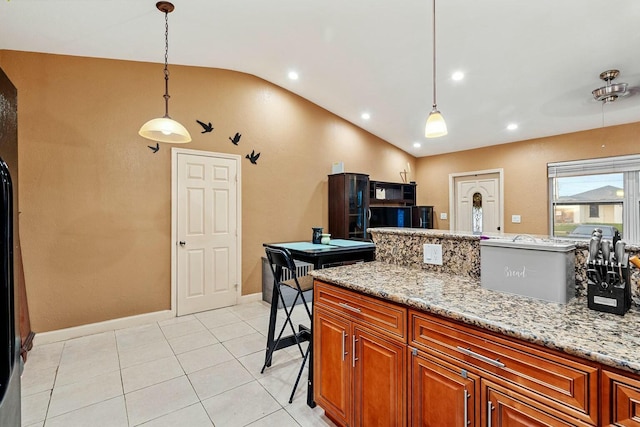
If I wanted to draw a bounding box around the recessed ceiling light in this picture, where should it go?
[288,71,299,80]
[413,142,421,148]
[452,71,464,81]
[507,123,518,130]
[361,112,371,120]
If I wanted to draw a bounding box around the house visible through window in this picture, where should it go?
[548,154,640,242]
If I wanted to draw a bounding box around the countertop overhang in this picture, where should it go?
[310,261,640,375]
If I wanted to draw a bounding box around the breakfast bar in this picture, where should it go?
[309,227,640,426]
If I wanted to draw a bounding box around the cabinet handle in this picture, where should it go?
[464,390,469,426]
[456,346,505,368]
[419,217,423,227]
[352,335,358,367]
[487,401,494,427]
[338,302,362,313]
[342,331,347,361]
[367,208,371,220]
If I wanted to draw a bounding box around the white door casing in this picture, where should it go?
[449,169,503,234]
[172,148,241,316]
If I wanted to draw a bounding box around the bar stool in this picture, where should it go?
[262,247,314,403]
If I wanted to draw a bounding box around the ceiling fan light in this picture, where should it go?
[425,108,448,138]
[139,117,192,143]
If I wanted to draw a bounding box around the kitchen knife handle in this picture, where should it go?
[601,240,611,264]
[615,240,626,265]
[588,237,599,262]
[457,346,506,368]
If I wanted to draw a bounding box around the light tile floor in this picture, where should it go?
[21,301,336,427]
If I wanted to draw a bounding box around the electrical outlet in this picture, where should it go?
[512,214,521,224]
[423,244,443,265]
[440,212,447,220]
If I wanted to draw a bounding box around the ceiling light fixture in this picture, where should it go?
[413,142,422,148]
[425,0,447,138]
[507,123,518,130]
[139,2,191,144]
[361,112,371,120]
[451,71,464,81]
[592,70,628,104]
[288,71,299,80]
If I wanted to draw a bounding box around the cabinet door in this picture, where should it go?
[483,382,582,427]
[346,174,368,239]
[314,308,351,426]
[352,326,406,427]
[602,369,640,426]
[411,349,478,426]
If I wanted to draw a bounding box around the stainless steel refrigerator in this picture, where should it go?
[0,157,20,426]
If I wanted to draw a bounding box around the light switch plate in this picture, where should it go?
[440,212,447,220]
[511,214,521,224]
[423,244,443,265]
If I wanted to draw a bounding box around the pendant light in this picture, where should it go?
[425,0,447,138]
[139,1,191,143]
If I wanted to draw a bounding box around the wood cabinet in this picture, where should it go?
[483,380,583,426]
[409,310,599,426]
[602,368,640,426]
[313,281,640,427]
[410,347,479,426]
[328,173,369,240]
[314,281,407,426]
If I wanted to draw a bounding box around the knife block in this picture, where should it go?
[587,257,631,316]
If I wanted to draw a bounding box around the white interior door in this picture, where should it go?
[454,173,502,234]
[175,151,239,315]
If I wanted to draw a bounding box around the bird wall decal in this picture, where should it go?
[196,119,214,133]
[148,143,160,153]
[246,150,260,164]
[229,132,242,145]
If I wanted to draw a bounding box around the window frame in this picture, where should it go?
[548,154,640,243]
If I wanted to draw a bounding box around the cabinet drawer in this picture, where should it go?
[410,310,598,425]
[314,281,406,340]
[483,380,594,427]
[602,369,640,426]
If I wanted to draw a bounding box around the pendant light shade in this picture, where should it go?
[139,1,191,144]
[425,107,447,138]
[425,0,447,138]
[139,117,191,143]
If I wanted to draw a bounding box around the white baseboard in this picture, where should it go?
[33,293,264,346]
[33,310,176,345]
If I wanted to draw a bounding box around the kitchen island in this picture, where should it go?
[310,261,640,374]
[310,231,640,426]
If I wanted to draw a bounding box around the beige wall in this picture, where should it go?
[0,50,416,332]
[415,122,640,234]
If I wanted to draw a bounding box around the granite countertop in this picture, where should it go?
[310,261,640,375]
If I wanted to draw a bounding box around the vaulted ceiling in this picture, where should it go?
[1,0,639,157]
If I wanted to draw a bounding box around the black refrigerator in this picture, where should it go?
[0,158,19,425]
[0,66,21,425]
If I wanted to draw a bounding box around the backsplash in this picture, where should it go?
[369,228,640,306]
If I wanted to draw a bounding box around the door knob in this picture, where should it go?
[179,241,186,246]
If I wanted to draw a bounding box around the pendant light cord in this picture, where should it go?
[432,0,437,109]
[163,10,171,118]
